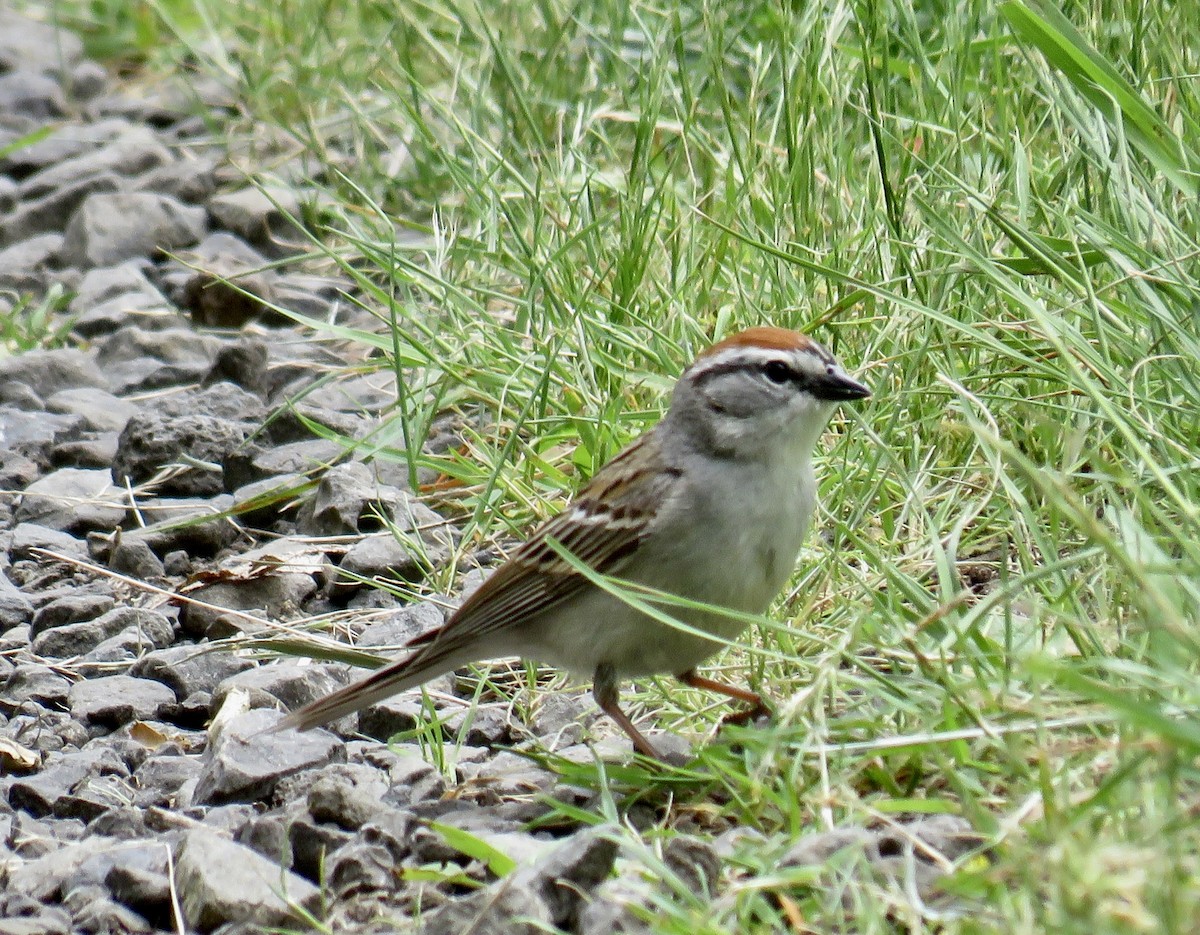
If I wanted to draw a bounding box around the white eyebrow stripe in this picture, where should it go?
[688,343,825,376]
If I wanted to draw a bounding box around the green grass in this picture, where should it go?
[0,286,76,354]
[31,0,1200,929]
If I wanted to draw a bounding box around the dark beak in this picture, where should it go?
[812,368,871,401]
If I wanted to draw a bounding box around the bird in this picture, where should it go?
[276,326,870,759]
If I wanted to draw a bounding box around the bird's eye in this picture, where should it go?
[762,361,792,384]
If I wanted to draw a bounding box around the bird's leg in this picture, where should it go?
[677,668,772,726]
[593,664,662,760]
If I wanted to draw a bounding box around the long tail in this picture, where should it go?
[270,644,472,733]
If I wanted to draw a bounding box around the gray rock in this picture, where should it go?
[297,462,450,548]
[210,662,345,715]
[180,569,321,639]
[87,87,181,126]
[2,835,141,909]
[294,461,383,535]
[7,746,129,818]
[405,803,526,864]
[233,809,290,864]
[223,438,345,490]
[78,803,150,839]
[779,826,882,868]
[530,691,594,749]
[75,624,173,676]
[106,496,242,559]
[62,884,153,933]
[271,272,350,320]
[260,402,369,446]
[111,412,244,496]
[192,708,345,805]
[9,523,89,561]
[106,538,165,580]
[363,744,446,805]
[419,878,549,935]
[177,691,212,724]
[68,675,176,726]
[55,772,138,822]
[0,11,84,76]
[184,263,277,330]
[288,817,355,879]
[519,829,619,929]
[663,836,722,895]
[3,710,90,755]
[0,348,108,397]
[128,645,255,700]
[0,452,41,492]
[51,433,121,469]
[305,764,392,830]
[30,593,117,638]
[173,827,321,931]
[357,697,426,742]
[70,60,109,100]
[69,835,174,897]
[95,327,219,395]
[0,118,130,177]
[31,606,162,660]
[456,750,559,799]
[72,292,179,339]
[577,874,655,935]
[60,191,207,269]
[16,467,127,534]
[105,861,172,922]
[0,233,63,292]
[0,571,34,629]
[202,339,269,393]
[779,816,984,905]
[338,532,426,588]
[325,840,396,897]
[0,664,71,714]
[1,171,123,245]
[891,814,983,861]
[162,549,191,576]
[1,623,33,652]
[131,753,203,807]
[0,70,66,120]
[147,381,266,424]
[282,814,355,879]
[297,371,405,414]
[175,230,270,267]
[442,704,515,748]
[229,473,307,524]
[0,408,84,468]
[358,602,445,650]
[208,186,302,244]
[0,174,16,213]
[69,261,161,312]
[46,387,137,433]
[19,126,172,199]
[0,378,44,408]
[0,912,72,935]
[133,153,218,203]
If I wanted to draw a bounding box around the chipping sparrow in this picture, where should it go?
[277,326,870,758]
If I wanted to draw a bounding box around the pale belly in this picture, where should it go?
[515,464,816,678]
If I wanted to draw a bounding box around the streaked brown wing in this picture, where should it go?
[407,433,682,663]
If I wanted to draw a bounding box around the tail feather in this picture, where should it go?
[271,647,467,733]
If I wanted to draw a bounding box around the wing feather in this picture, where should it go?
[404,433,681,667]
